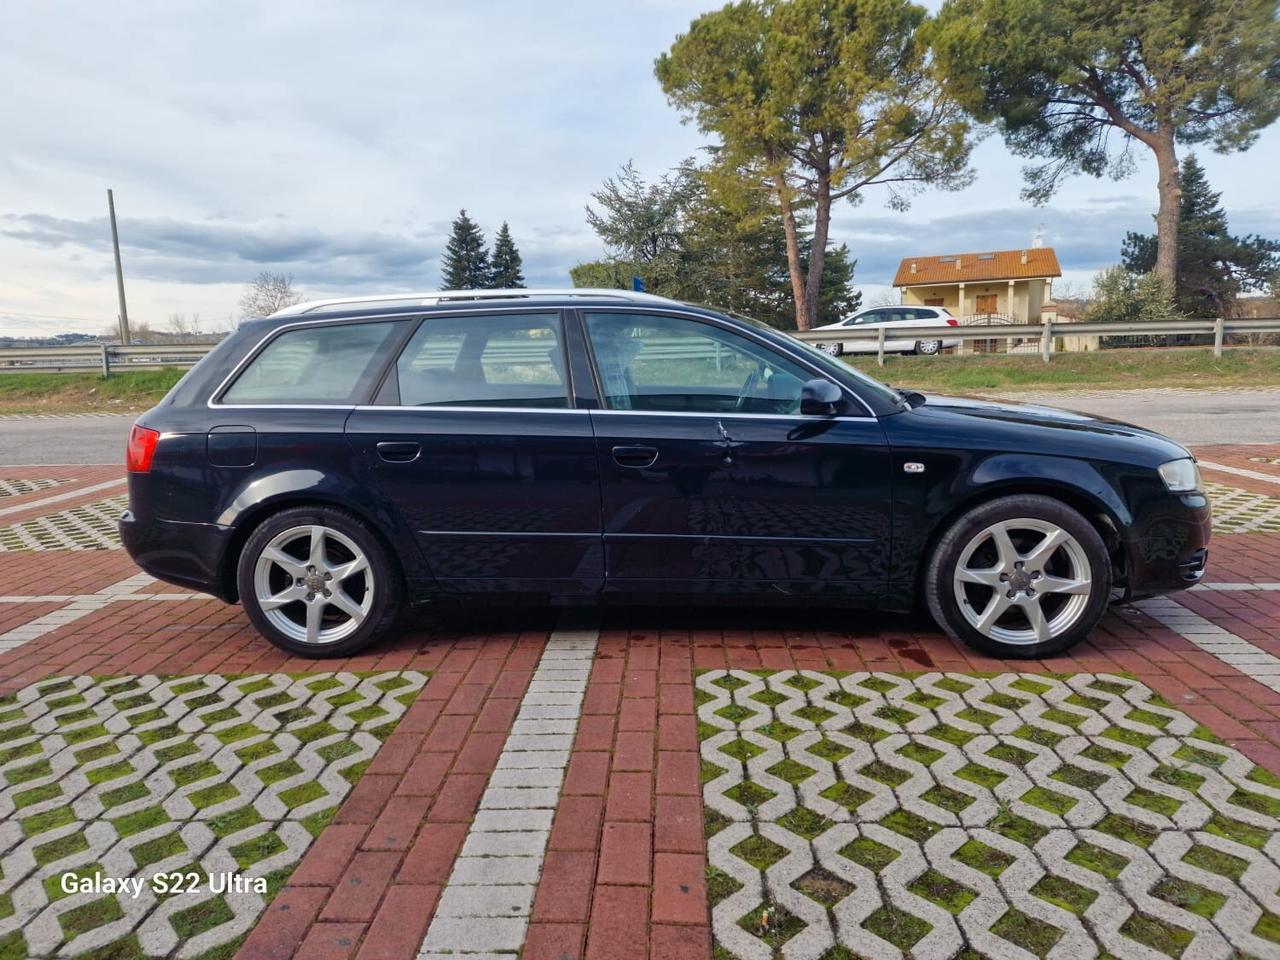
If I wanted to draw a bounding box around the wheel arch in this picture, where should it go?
[219,494,406,603]
[913,476,1127,604]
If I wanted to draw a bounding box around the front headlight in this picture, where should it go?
[1158,458,1202,493]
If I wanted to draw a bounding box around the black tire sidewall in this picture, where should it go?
[925,494,1111,659]
[236,505,401,658]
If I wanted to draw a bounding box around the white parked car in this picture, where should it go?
[814,305,961,356]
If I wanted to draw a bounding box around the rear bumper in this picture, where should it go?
[1122,492,1213,601]
[119,510,235,601]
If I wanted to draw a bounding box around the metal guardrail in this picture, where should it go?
[1,317,1277,374]
[792,316,1280,365]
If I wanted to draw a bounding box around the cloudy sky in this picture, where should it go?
[3,0,1278,337]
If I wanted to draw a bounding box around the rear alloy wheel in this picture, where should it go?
[925,495,1111,658]
[238,506,401,658]
[914,339,942,355]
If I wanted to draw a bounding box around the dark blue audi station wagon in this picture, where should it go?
[119,289,1210,659]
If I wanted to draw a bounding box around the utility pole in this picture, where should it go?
[107,189,131,344]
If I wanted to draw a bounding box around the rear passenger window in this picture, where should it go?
[221,321,403,404]
[391,313,568,408]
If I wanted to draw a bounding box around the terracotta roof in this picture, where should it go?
[892,248,1061,286]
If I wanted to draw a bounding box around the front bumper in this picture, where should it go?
[1121,491,1213,601]
[119,510,235,601]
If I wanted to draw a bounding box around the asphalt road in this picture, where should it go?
[0,387,1276,465]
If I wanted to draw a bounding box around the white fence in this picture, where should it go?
[2,317,1278,374]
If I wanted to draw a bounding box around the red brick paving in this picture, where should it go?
[1196,442,1280,495]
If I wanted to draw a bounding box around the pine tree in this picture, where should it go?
[1123,156,1280,316]
[440,209,489,290]
[488,222,525,288]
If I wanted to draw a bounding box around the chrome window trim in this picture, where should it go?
[587,408,881,423]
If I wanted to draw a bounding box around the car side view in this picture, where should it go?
[812,304,962,356]
[119,289,1211,660]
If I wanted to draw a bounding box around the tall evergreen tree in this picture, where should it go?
[488,222,526,288]
[440,209,489,290]
[1122,155,1280,317]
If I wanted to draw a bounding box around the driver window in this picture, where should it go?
[583,311,810,415]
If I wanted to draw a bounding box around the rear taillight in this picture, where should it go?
[126,425,160,473]
[945,317,959,326]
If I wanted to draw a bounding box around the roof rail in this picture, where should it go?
[270,288,681,317]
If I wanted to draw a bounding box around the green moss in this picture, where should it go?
[1125,787,1182,818]
[75,742,120,763]
[1064,692,1108,712]
[793,705,836,724]
[724,781,776,809]
[1246,765,1280,789]
[33,831,89,866]
[1173,744,1226,769]
[257,758,304,785]
[858,677,897,694]
[1227,787,1280,818]
[1126,707,1172,729]
[715,703,756,724]
[21,805,74,837]
[1151,764,1204,793]
[301,806,337,838]
[778,806,833,840]
[1010,677,1053,695]
[1151,877,1225,919]
[1020,786,1077,816]
[111,805,170,837]
[719,738,766,762]
[1181,843,1247,881]
[840,720,889,744]
[881,809,940,843]
[908,868,976,914]
[934,677,974,694]
[707,866,743,907]
[983,692,1028,711]
[989,810,1049,847]
[898,742,944,766]
[701,759,726,785]
[767,758,816,785]
[953,839,1014,877]
[1032,875,1097,915]
[807,738,853,762]
[864,904,932,951]
[1253,910,1280,944]
[189,782,240,810]
[1102,725,1156,749]
[207,806,264,838]
[1120,911,1192,957]
[955,762,1007,789]
[1040,708,1087,729]
[1204,812,1270,849]
[738,902,806,948]
[279,781,325,809]
[13,782,61,808]
[4,758,51,784]
[1051,763,1108,791]
[60,895,124,940]
[826,690,868,709]
[315,740,361,764]
[712,674,748,691]
[100,781,149,809]
[819,781,873,812]
[1095,813,1159,849]
[730,833,789,870]
[922,784,975,814]
[758,720,803,743]
[171,760,221,787]
[704,807,731,839]
[750,689,787,707]
[1088,678,1131,696]
[992,907,1063,958]
[170,896,234,940]
[154,741,199,765]
[1013,723,1063,748]
[230,831,287,868]
[785,674,821,692]
[905,691,946,710]
[838,836,900,873]
[860,760,911,787]
[1066,841,1129,880]
[86,761,134,786]
[1080,743,1130,768]
[131,832,187,868]
[235,740,281,764]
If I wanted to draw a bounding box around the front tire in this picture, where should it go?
[816,341,843,357]
[924,495,1111,658]
[237,505,402,658]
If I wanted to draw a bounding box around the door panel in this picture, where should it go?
[590,412,892,594]
[347,408,603,593]
[580,309,893,597]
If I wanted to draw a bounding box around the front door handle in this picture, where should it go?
[612,445,658,468]
[376,441,420,463]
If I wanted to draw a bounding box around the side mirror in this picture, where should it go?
[800,378,843,416]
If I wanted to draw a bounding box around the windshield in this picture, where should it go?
[732,314,906,410]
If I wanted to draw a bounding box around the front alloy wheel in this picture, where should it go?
[816,341,843,357]
[926,494,1111,658]
[238,505,402,657]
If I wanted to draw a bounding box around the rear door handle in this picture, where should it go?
[612,445,658,468]
[376,441,420,463]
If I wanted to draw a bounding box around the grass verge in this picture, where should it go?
[844,346,1280,393]
[0,368,185,415]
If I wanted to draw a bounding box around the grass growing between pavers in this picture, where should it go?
[0,670,428,959]
[699,668,1280,960]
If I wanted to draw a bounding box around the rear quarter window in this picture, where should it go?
[220,321,405,405]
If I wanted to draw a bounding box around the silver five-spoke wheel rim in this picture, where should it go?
[253,525,373,645]
[952,518,1092,646]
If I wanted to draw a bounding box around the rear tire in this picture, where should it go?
[914,339,941,356]
[924,494,1111,659]
[817,341,843,357]
[237,505,402,658]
